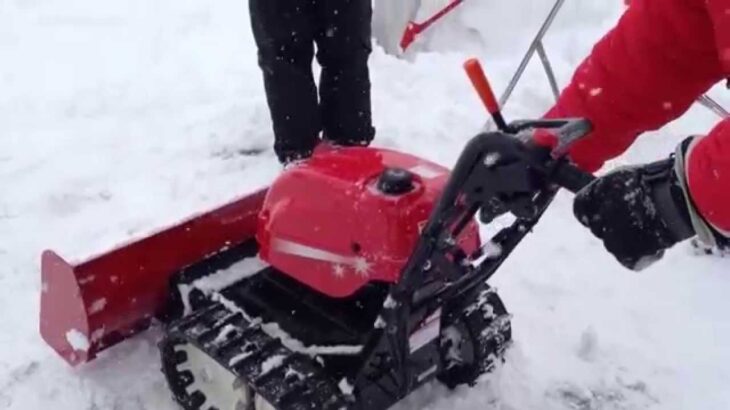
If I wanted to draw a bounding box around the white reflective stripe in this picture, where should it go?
[409,308,442,353]
[272,238,356,265]
[271,238,372,277]
[409,164,446,179]
[417,364,439,382]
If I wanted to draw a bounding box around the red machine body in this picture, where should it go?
[257,146,480,298]
[39,146,480,366]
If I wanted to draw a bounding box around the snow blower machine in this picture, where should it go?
[39,59,594,410]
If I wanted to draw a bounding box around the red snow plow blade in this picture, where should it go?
[40,189,266,366]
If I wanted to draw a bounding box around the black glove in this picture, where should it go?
[573,157,696,270]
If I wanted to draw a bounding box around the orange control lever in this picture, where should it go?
[463,58,510,131]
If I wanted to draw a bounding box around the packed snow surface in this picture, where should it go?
[2,1,730,409]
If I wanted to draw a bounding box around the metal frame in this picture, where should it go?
[501,0,728,119]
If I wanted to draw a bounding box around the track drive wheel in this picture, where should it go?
[437,283,512,389]
[161,337,275,410]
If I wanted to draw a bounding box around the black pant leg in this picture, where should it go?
[249,0,320,163]
[314,0,375,146]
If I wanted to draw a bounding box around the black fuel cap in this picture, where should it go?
[377,167,414,195]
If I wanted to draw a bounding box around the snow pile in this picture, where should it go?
[191,257,268,295]
[212,293,364,357]
[1,0,730,409]
[64,330,90,353]
[259,355,286,376]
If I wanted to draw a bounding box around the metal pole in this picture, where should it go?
[535,42,561,101]
[697,94,729,119]
[499,0,566,107]
[494,0,728,123]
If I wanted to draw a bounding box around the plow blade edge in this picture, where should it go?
[40,189,267,366]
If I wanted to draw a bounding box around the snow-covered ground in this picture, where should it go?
[2,0,729,409]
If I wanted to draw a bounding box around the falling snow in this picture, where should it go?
[88,298,107,315]
[484,152,501,167]
[589,87,603,97]
[3,1,730,410]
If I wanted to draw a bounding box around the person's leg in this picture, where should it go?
[314,0,375,146]
[250,0,321,163]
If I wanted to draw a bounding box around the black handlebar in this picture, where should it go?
[511,117,596,193]
[551,160,595,193]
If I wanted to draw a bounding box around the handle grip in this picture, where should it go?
[551,161,595,193]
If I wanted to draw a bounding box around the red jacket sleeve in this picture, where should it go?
[688,2,730,233]
[543,0,725,172]
[686,119,730,232]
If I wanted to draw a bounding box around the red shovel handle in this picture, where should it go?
[400,0,465,51]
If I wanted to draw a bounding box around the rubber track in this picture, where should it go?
[166,301,350,410]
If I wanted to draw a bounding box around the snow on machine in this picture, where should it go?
[39,60,594,409]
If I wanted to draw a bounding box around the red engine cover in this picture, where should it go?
[257,146,480,298]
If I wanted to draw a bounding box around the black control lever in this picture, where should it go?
[463,58,595,195]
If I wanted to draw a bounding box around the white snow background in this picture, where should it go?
[2,0,730,409]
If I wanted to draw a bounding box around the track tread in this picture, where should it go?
[164,301,349,410]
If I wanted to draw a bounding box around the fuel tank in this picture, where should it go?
[257,146,480,298]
